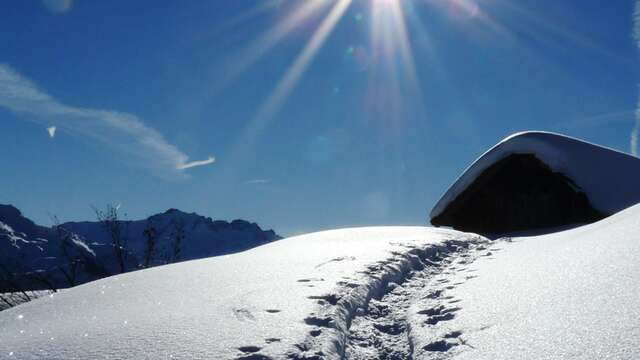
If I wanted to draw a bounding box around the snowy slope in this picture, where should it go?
[61,209,280,273]
[430,131,640,221]
[2,204,640,359]
[414,202,640,359]
[0,227,484,359]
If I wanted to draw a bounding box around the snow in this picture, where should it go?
[430,131,640,220]
[0,221,29,248]
[0,206,96,290]
[423,202,640,359]
[0,227,482,359]
[2,203,640,359]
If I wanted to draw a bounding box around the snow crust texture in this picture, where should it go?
[430,131,640,220]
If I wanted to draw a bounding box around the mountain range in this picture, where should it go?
[0,204,280,292]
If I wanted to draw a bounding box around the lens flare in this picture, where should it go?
[229,0,353,162]
[222,0,620,165]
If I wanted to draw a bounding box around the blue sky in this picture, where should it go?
[1,0,638,235]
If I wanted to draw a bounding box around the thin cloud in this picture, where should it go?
[42,0,73,14]
[47,126,57,138]
[0,64,213,176]
[244,179,271,185]
[633,1,640,156]
[177,156,216,170]
[554,110,635,131]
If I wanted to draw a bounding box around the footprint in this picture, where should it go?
[444,331,463,339]
[417,306,460,317]
[309,329,322,337]
[308,294,340,306]
[265,309,281,314]
[265,338,281,344]
[425,313,455,325]
[297,278,325,283]
[238,346,261,353]
[235,355,273,360]
[233,308,255,321]
[423,340,457,352]
[425,290,443,299]
[373,322,405,335]
[336,281,359,289]
[315,256,356,268]
[304,316,333,328]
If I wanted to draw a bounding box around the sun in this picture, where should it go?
[224,0,501,162]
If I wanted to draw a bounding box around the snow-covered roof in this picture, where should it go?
[430,131,640,221]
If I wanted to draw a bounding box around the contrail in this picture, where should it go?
[0,64,214,176]
[177,156,216,170]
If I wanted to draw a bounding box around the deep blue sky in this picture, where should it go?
[1,0,638,235]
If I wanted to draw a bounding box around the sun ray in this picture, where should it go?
[366,0,426,133]
[208,0,334,97]
[255,0,353,122]
[227,0,353,165]
[493,0,634,65]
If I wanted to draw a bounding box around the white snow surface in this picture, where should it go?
[3,204,640,359]
[429,203,640,359]
[0,226,479,359]
[430,131,640,220]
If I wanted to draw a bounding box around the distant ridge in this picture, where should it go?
[0,204,280,293]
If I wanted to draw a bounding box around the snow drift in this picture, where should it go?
[430,131,640,233]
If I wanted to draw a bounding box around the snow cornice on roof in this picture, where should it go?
[430,131,640,225]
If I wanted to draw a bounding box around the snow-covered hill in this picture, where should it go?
[2,204,640,359]
[420,202,640,359]
[0,226,484,359]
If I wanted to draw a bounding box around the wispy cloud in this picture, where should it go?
[633,1,640,156]
[47,126,56,138]
[0,64,214,176]
[244,179,271,185]
[176,156,216,170]
[42,0,73,14]
[554,110,635,131]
